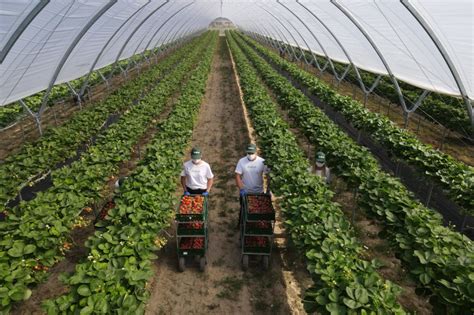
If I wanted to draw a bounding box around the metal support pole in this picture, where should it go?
[78,1,151,99]
[38,0,117,117]
[278,1,343,79]
[107,1,170,82]
[66,82,81,108]
[401,0,474,128]
[331,0,412,115]
[19,99,42,136]
[130,2,194,72]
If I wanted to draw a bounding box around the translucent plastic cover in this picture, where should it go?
[0,0,472,106]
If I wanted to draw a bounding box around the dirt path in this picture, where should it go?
[145,36,305,315]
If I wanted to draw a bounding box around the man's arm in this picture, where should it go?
[264,173,271,192]
[235,173,244,189]
[206,177,214,192]
[181,176,187,192]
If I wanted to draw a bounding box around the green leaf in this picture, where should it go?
[343,297,359,309]
[419,273,431,285]
[23,244,37,255]
[8,287,29,301]
[77,285,91,297]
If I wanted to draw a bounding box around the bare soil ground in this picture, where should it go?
[282,52,474,166]
[145,36,309,315]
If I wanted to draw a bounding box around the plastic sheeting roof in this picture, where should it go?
[0,0,473,108]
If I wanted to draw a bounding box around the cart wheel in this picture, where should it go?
[199,257,207,272]
[178,257,185,272]
[242,255,249,271]
[262,256,269,270]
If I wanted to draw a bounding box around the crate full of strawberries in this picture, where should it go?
[243,236,271,253]
[244,220,273,235]
[244,194,275,221]
[177,222,206,236]
[178,237,206,255]
[176,194,208,222]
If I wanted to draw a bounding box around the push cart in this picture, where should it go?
[176,194,209,272]
[240,193,275,270]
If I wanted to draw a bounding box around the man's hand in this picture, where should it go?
[184,191,191,196]
[239,188,247,196]
[202,191,209,196]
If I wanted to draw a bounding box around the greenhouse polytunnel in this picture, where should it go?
[0,1,473,314]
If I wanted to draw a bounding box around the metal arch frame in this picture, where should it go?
[167,4,215,45]
[401,0,474,128]
[107,0,170,81]
[78,1,152,98]
[296,0,382,97]
[139,1,195,62]
[38,0,117,120]
[277,0,349,82]
[242,22,280,50]
[331,0,418,116]
[148,2,197,57]
[0,0,50,63]
[162,12,200,48]
[253,6,303,63]
[127,1,195,72]
[257,3,325,68]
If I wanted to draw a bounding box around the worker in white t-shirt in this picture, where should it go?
[235,143,270,227]
[180,147,214,196]
[314,151,331,184]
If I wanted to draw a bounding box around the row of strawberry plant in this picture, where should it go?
[0,34,209,208]
[232,32,474,312]
[275,39,472,136]
[0,33,215,313]
[238,32,474,216]
[43,33,217,315]
[0,43,159,128]
[228,33,406,314]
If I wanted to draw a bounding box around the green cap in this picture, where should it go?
[246,143,257,154]
[191,147,202,159]
[315,151,326,163]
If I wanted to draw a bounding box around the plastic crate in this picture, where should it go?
[178,237,206,256]
[243,193,275,221]
[244,221,273,235]
[242,236,271,254]
[177,222,206,236]
[175,195,208,222]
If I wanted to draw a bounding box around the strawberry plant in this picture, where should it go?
[228,33,405,314]
[237,32,474,217]
[0,33,215,313]
[231,32,474,312]
[43,32,217,314]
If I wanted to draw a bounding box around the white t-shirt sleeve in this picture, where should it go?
[235,159,243,174]
[206,164,214,179]
[180,164,186,177]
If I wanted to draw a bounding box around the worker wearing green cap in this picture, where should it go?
[314,151,331,184]
[180,147,214,195]
[235,143,270,195]
[235,143,270,226]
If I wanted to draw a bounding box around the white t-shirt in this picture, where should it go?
[235,156,269,193]
[180,160,214,190]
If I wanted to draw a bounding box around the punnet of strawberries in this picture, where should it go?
[179,237,205,249]
[181,222,204,229]
[244,236,268,248]
[246,221,272,229]
[247,195,273,214]
[179,195,204,214]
